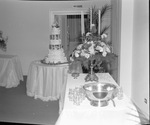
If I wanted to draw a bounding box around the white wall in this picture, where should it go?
[132,0,149,119]
[0,0,110,75]
[120,0,149,119]
[0,1,50,75]
[120,0,134,97]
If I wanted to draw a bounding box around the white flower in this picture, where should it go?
[100,42,106,46]
[106,46,111,53]
[84,53,90,58]
[90,41,94,44]
[89,46,95,55]
[77,44,83,49]
[76,50,80,53]
[101,33,107,39]
[84,39,88,43]
[80,49,86,56]
[101,44,111,54]
[102,51,107,57]
[87,41,91,44]
[86,32,92,36]
[80,50,90,58]
[96,46,103,52]
[74,51,80,57]
[88,42,95,55]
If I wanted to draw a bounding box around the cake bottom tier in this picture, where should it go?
[44,49,67,64]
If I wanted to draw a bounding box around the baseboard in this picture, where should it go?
[0,121,39,125]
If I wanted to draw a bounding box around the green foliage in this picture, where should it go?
[84,4,111,35]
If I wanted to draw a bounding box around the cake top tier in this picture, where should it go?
[51,23,60,35]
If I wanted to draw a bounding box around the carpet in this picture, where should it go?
[0,76,59,125]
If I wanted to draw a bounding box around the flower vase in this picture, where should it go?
[85,61,99,82]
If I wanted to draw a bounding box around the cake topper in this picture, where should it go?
[52,21,59,28]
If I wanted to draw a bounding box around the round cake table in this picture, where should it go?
[26,60,69,101]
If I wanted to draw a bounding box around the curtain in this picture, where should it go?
[67,15,82,57]
[56,15,82,59]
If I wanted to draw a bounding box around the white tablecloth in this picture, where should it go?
[0,54,23,88]
[26,60,69,101]
[56,73,141,125]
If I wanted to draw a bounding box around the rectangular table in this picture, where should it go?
[56,73,141,125]
[26,60,69,101]
[0,54,23,88]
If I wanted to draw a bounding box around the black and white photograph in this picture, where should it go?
[0,0,149,125]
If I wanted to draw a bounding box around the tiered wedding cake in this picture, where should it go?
[42,23,67,64]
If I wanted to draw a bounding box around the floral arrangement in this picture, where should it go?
[70,31,111,61]
[70,27,116,72]
[0,30,8,52]
[70,5,117,73]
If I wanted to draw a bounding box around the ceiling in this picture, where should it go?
[22,0,86,1]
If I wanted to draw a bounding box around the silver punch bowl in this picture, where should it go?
[83,82,118,107]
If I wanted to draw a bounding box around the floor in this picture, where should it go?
[0,76,59,125]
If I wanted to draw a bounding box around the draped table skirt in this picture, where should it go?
[0,54,23,88]
[26,60,69,101]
